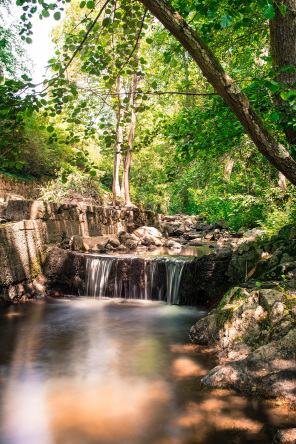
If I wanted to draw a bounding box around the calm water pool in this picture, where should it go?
[0,298,295,444]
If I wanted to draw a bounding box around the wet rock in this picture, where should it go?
[273,428,296,443]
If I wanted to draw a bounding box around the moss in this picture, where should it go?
[29,256,41,280]
[216,308,234,329]
[218,287,245,309]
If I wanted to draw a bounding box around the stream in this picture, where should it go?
[0,298,295,444]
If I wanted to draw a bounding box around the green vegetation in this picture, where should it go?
[1,0,296,233]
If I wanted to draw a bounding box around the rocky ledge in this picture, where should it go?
[190,286,296,408]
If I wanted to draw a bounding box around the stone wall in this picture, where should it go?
[0,200,161,300]
[0,174,45,200]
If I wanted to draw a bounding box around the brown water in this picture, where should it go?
[0,298,295,444]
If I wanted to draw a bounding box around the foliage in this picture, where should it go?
[0,0,296,235]
[40,165,109,202]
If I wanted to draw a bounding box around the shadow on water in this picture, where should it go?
[0,299,295,444]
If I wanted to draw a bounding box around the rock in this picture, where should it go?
[83,236,110,251]
[124,239,138,250]
[270,302,285,324]
[214,220,229,230]
[259,289,285,310]
[118,244,128,252]
[118,231,132,243]
[242,228,266,241]
[106,235,120,248]
[173,224,186,236]
[273,428,296,444]
[69,235,88,252]
[133,226,162,239]
[142,234,157,246]
[227,240,262,284]
[3,193,25,202]
[167,240,181,249]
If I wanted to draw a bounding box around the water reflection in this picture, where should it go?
[0,299,295,444]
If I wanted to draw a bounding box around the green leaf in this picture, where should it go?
[15,162,23,170]
[255,282,261,287]
[102,17,111,27]
[263,4,275,20]
[86,1,94,9]
[47,125,55,133]
[89,170,96,176]
[170,59,178,68]
[53,11,61,20]
[152,81,157,89]
[80,0,86,6]
[280,66,295,73]
[146,38,153,44]
[220,15,233,28]
[42,9,50,17]
[26,37,33,44]
[278,4,287,17]
[164,55,171,64]
[270,112,279,122]
[280,91,289,101]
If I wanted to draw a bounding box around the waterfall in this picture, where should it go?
[85,255,186,304]
[165,260,185,305]
[86,257,113,297]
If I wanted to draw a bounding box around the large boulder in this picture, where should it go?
[133,226,162,239]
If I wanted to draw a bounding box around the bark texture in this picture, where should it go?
[270,0,296,146]
[138,0,296,185]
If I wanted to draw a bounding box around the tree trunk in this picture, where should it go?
[121,45,140,205]
[270,0,296,146]
[121,78,138,205]
[138,0,296,185]
[112,76,123,207]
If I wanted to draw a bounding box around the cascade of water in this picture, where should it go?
[165,260,185,305]
[85,255,186,304]
[86,257,113,297]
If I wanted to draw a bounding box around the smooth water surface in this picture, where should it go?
[0,299,295,444]
[106,244,212,259]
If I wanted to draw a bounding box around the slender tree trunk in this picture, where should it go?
[270,0,296,146]
[138,0,296,185]
[112,76,123,207]
[121,77,138,205]
[121,45,140,205]
[224,157,235,182]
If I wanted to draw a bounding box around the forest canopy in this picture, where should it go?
[1,0,296,231]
